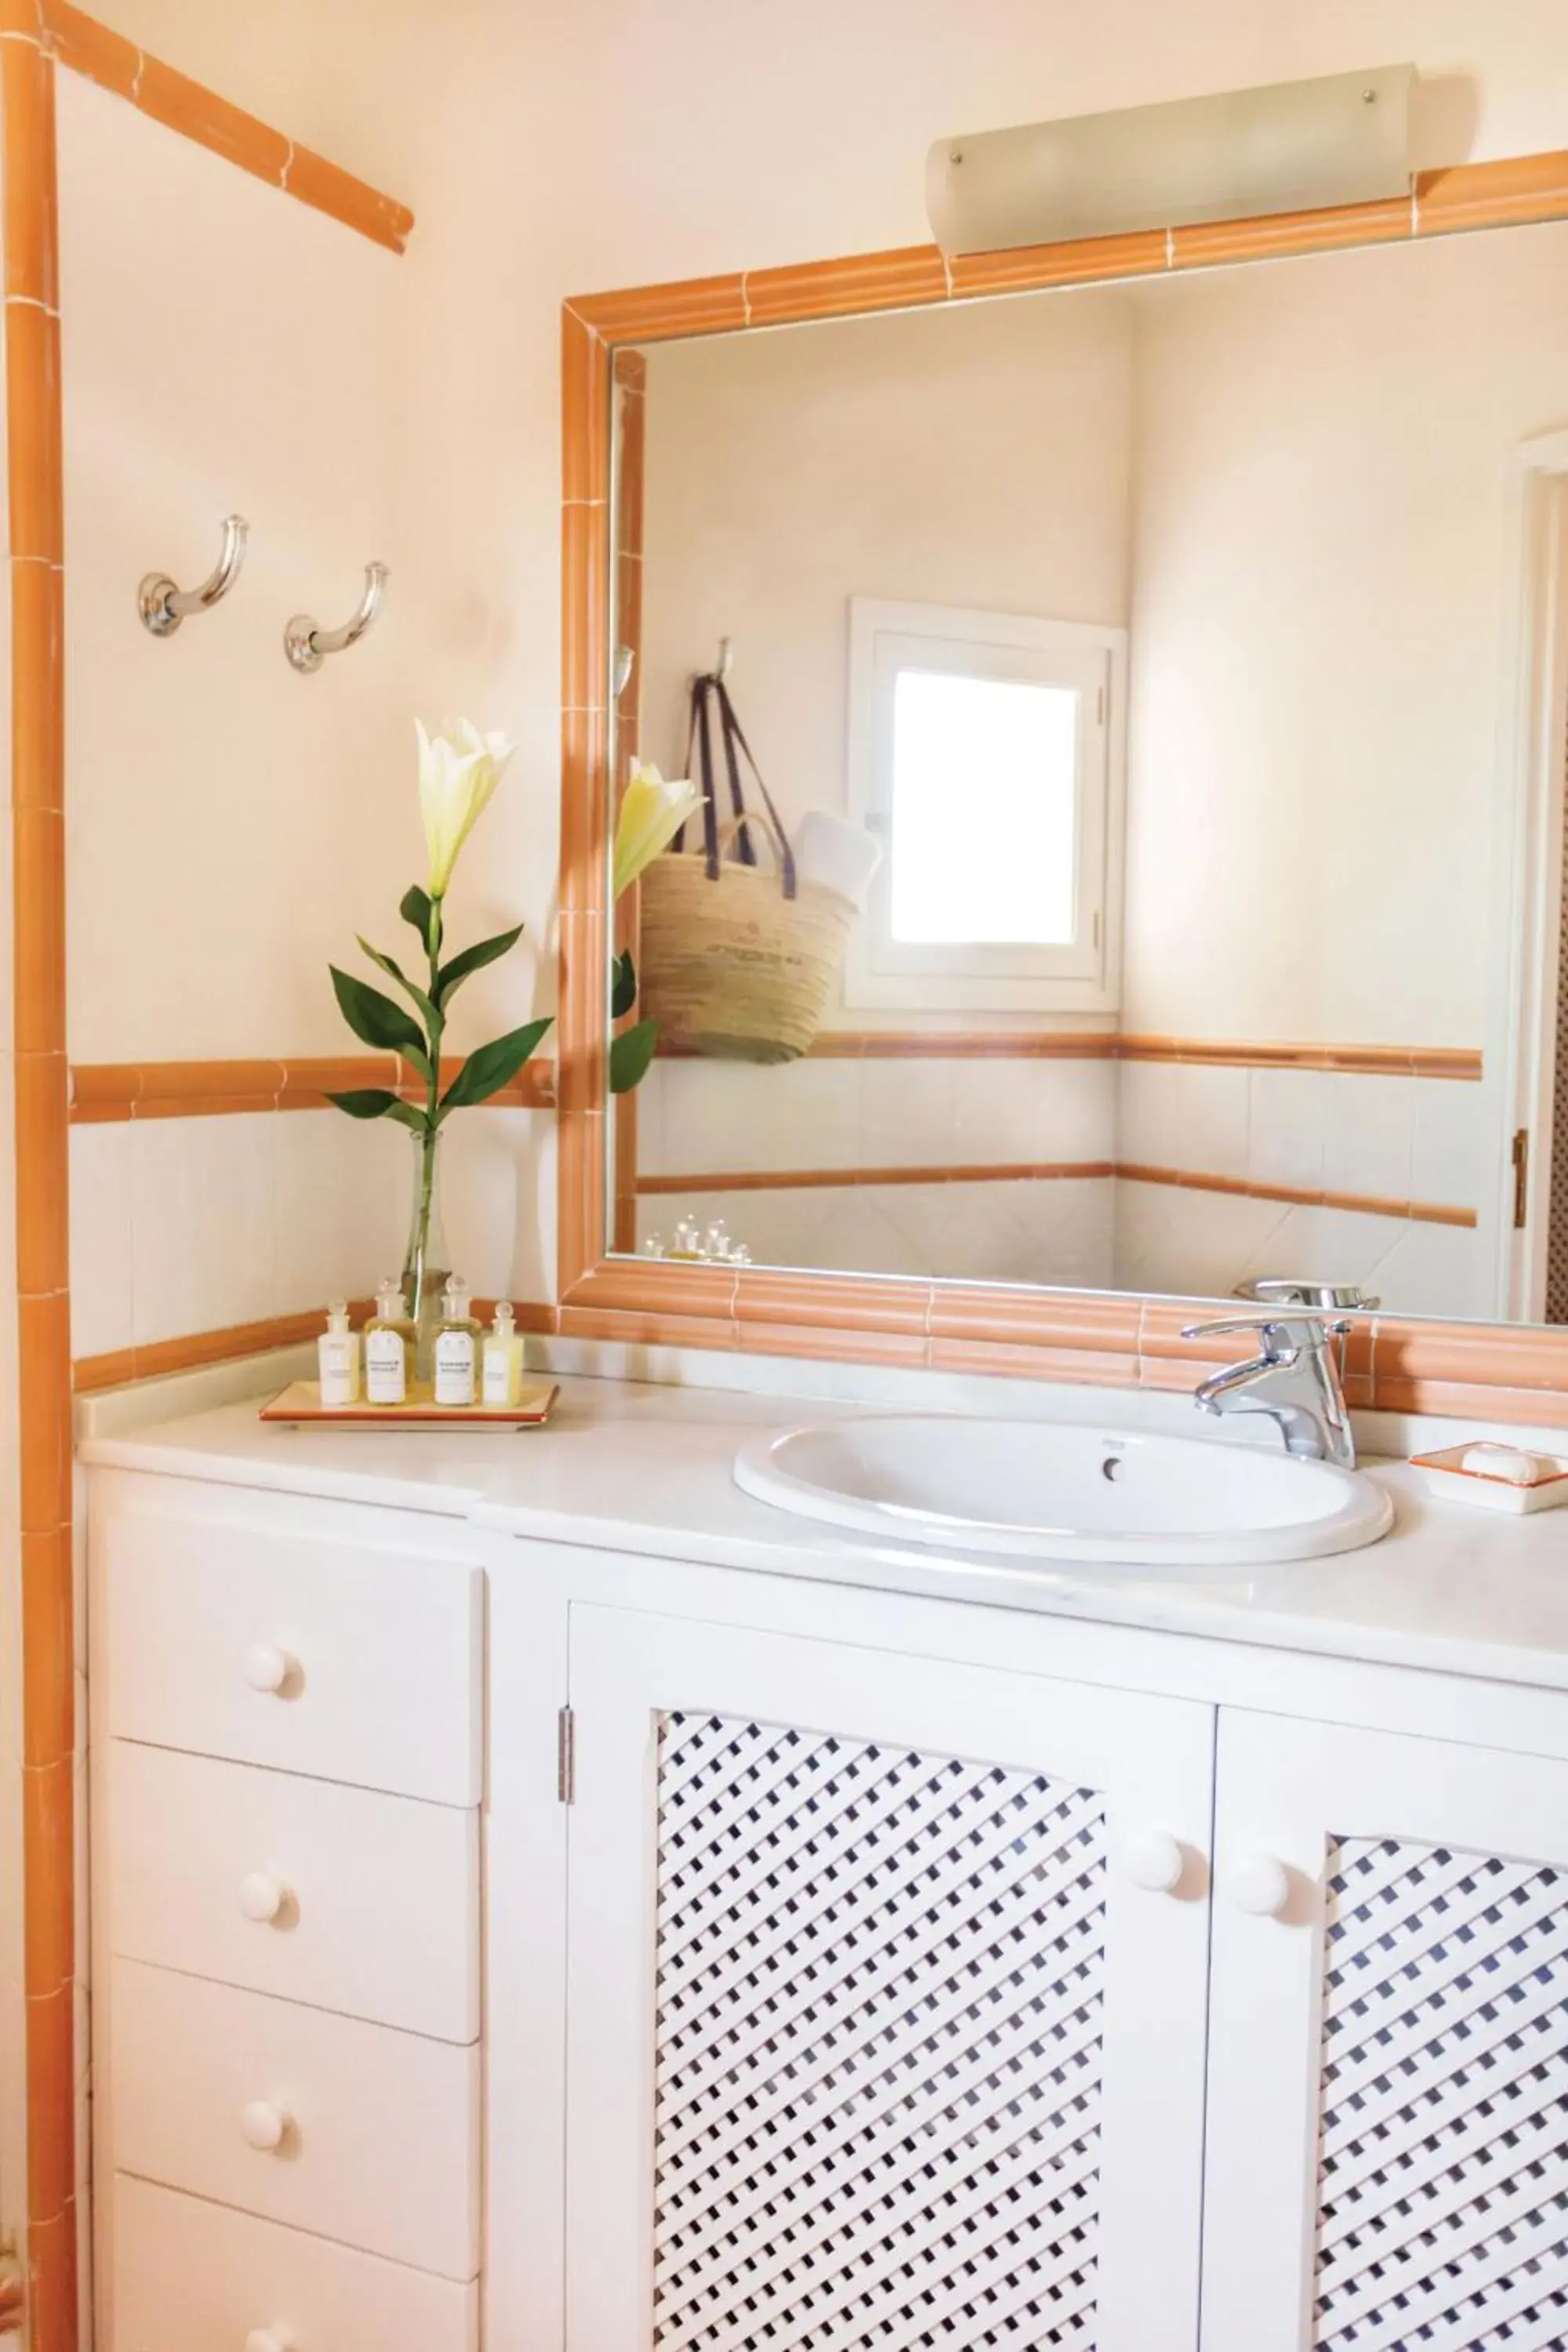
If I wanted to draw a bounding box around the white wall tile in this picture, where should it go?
[1322,1073,1414,1203]
[129,1114,278,1344]
[274,1109,406,1313]
[1116,1061,1250,1176]
[1411,1079,1495,1217]
[1247,1066,1327,1192]
[68,1123,135,1359]
[651,1058,860,1175]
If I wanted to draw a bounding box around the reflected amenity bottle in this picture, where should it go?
[365,1279,413,1406]
[434,1276,481,1408]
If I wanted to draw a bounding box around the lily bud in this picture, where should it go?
[614,760,701,898]
[417,717,514,899]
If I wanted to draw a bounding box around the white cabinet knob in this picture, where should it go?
[1122,1828,1185,1893]
[242,1644,292,1694]
[1230,1853,1292,1918]
[239,2100,289,2152]
[238,1872,287,1924]
[245,2332,292,2352]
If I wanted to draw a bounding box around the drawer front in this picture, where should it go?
[109,1742,480,2042]
[102,1508,481,1803]
[111,2175,477,2352]
[111,1958,481,2281]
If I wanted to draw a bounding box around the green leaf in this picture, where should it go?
[434,920,525,1008]
[611,948,637,1021]
[400,884,433,939]
[357,936,438,1033]
[330,965,427,1062]
[608,1016,659,1094]
[439,1017,554,1114]
[325,1088,430,1137]
[325,1087,401,1120]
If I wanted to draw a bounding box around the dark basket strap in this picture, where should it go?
[715,679,797,898]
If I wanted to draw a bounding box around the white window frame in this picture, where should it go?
[844,597,1127,1012]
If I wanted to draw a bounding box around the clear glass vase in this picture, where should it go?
[401,1124,451,1385]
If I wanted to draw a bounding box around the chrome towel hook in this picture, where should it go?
[285,561,387,673]
[139,514,249,637]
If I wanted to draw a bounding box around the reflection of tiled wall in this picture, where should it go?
[635,1051,1496,1314]
[636,1056,1118,1286]
[1111,1061,1494,1315]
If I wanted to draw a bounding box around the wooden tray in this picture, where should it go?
[260,1378,560,1429]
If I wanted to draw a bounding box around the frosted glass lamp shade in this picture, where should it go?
[927,64,1414,257]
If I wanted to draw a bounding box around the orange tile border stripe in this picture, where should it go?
[68,1054,557,1120]
[71,1296,558,1393]
[638,1160,1476,1228]
[1113,1163,1477,1230]
[37,0,415,252]
[639,1160,1116,1195]
[654,1031,1484,1078]
[566,151,1568,341]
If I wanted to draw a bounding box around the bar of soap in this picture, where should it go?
[1461,1443,1549,1485]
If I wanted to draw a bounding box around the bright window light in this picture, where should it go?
[888,670,1080,945]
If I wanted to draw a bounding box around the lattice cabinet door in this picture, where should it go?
[562,1602,1215,2352]
[1202,1708,1568,2352]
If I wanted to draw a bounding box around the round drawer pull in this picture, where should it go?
[239,2100,289,2152]
[1122,1828,1185,1893]
[1230,1853,1292,1918]
[242,1645,294,1695]
[238,1872,289,1924]
[245,2332,292,2352]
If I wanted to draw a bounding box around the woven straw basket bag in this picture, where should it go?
[639,677,856,1064]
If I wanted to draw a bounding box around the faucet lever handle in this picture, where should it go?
[1182,1311,1351,1345]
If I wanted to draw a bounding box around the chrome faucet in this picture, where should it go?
[1181,1312,1358,1468]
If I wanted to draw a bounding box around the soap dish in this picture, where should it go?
[1410,1443,1568,1514]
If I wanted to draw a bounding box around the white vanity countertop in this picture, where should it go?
[78,1371,1568,1693]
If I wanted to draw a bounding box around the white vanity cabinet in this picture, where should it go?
[84,1439,1568,2352]
[562,1604,1214,2352]
[88,1469,485,2352]
[507,1552,1568,2352]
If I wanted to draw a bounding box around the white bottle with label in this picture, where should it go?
[434,1276,479,1408]
[482,1299,528,1406]
[318,1299,361,1406]
[364,1279,412,1406]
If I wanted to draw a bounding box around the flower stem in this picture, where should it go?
[411,898,445,1316]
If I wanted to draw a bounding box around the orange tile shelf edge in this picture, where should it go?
[37,0,416,254]
[71,1297,560,1393]
[67,1054,557,1119]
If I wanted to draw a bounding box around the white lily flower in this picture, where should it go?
[614,760,702,898]
[417,717,514,899]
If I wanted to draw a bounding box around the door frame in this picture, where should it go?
[1498,427,1568,1318]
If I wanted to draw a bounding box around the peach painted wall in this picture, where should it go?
[638,289,1135,856]
[56,74,553,1360]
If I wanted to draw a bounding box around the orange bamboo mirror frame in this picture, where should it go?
[557,149,1568,1428]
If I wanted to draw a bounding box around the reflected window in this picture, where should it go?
[890,670,1079,946]
[847,597,1124,1012]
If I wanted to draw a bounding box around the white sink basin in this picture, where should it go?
[734,1415,1392,1569]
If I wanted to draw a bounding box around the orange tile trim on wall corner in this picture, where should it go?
[557,162,1568,1425]
[38,1,416,252]
[2,11,416,2342]
[3,13,75,2349]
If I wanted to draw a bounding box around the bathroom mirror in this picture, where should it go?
[597,214,1568,1331]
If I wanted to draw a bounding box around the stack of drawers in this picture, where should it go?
[94,1501,483,2352]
